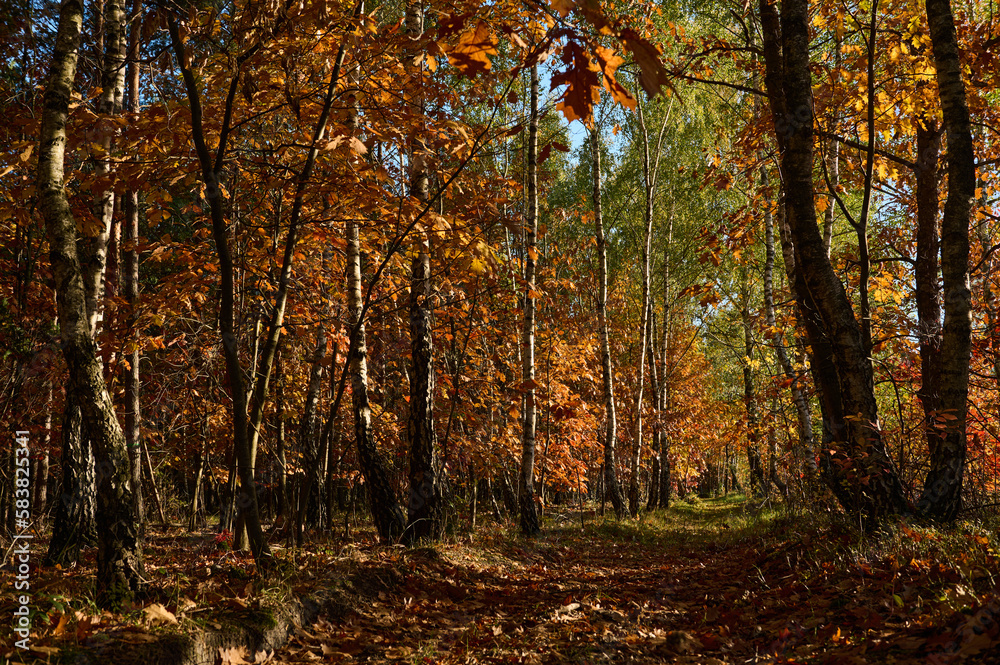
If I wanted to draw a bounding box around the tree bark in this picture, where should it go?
[760,0,907,519]
[914,118,942,470]
[347,222,406,542]
[591,127,626,519]
[45,394,96,565]
[657,212,674,509]
[295,330,327,543]
[123,0,144,531]
[518,64,541,537]
[741,290,765,496]
[167,17,270,569]
[629,95,669,515]
[38,0,144,607]
[917,0,975,521]
[762,169,816,480]
[404,0,446,542]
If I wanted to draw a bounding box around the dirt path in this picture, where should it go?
[268,503,993,664]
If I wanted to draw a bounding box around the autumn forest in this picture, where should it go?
[3,0,1000,659]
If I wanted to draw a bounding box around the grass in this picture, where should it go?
[567,492,810,550]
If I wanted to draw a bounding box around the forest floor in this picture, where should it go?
[5,495,1000,664]
[268,496,1000,664]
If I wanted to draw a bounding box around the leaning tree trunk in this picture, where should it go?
[917,0,975,521]
[167,17,270,569]
[591,127,626,519]
[47,0,128,566]
[759,0,907,520]
[762,173,816,481]
[518,64,541,537]
[38,0,143,608]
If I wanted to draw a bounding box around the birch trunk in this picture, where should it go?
[348,222,406,542]
[38,0,143,607]
[518,64,541,536]
[592,127,626,519]
[405,0,446,542]
[759,0,907,519]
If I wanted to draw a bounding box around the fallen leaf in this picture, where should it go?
[143,603,178,626]
[219,645,252,665]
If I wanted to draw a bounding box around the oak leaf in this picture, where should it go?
[443,22,498,77]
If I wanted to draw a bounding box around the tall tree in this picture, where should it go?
[519,64,541,537]
[629,94,670,515]
[347,221,408,541]
[123,0,144,529]
[46,0,129,566]
[592,126,626,519]
[405,0,447,542]
[917,0,975,520]
[759,0,907,519]
[166,16,270,568]
[38,0,143,608]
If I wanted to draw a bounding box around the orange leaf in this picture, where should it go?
[550,0,575,17]
[621,29,669,97]
[443,21,498,77]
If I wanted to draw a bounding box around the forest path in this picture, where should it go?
[268,497,983,664]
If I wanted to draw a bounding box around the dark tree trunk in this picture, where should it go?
[403,0,447,543]
[759,0,907,520]
[917,0,975,521]
[167,17,270,569]
[45,395,96,565]
[406,247,447,541]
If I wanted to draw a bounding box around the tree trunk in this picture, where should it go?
[917,0,975,521]
[629,95,668,516]
[657,213,674,509]
[759,0,907,520]
[518,64,541,537]
[45,395,96,565]
[741,293,765,496]
[914,118,942,472]
[38,0,144,607]
[295,331,327,544]
[406,243,447,541]
[591,127,626,519]
[167,17,270,569]
[762,173,816,479]
[348,221,406,542]
[404,0,446,542]
[123,0,144,532]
